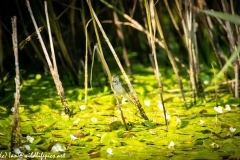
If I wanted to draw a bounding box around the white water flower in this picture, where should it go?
[79,105,86,110]
[91,117,98,122]
[199,120,204,125]
[176,117,181,123]
[107,148,113,154]
[70,134,78,140]
[163,113,171,120]
[116,110,121,114]
[214,106,223,113]
[73,118,80,124]
[26,135,34,143]
[167,114,171,119]
[122,98,127,104]
[14,148,22,155]
[51,143,66,152]
[158,103,163,111]
[96,134,101,137]
[144,100,150,106]
[210,142,219,148]
[229,127,236,133]
[24,145,31,151]
[203,80,209,85]
[225,104,231,111]
[168,141,175,149]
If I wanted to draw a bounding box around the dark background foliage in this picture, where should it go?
[1,0,240,91]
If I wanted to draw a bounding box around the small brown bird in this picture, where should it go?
[112,74,135,105]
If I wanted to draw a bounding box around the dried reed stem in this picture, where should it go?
[26,0,71,117]
[11,16,21,153]
[145,0,168,128]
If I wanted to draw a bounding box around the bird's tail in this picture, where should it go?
[124,93,135,105]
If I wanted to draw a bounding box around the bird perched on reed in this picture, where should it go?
[112,74,135,105]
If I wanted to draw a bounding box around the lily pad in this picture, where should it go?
[100,132,118,145]
[109,121,122,130]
